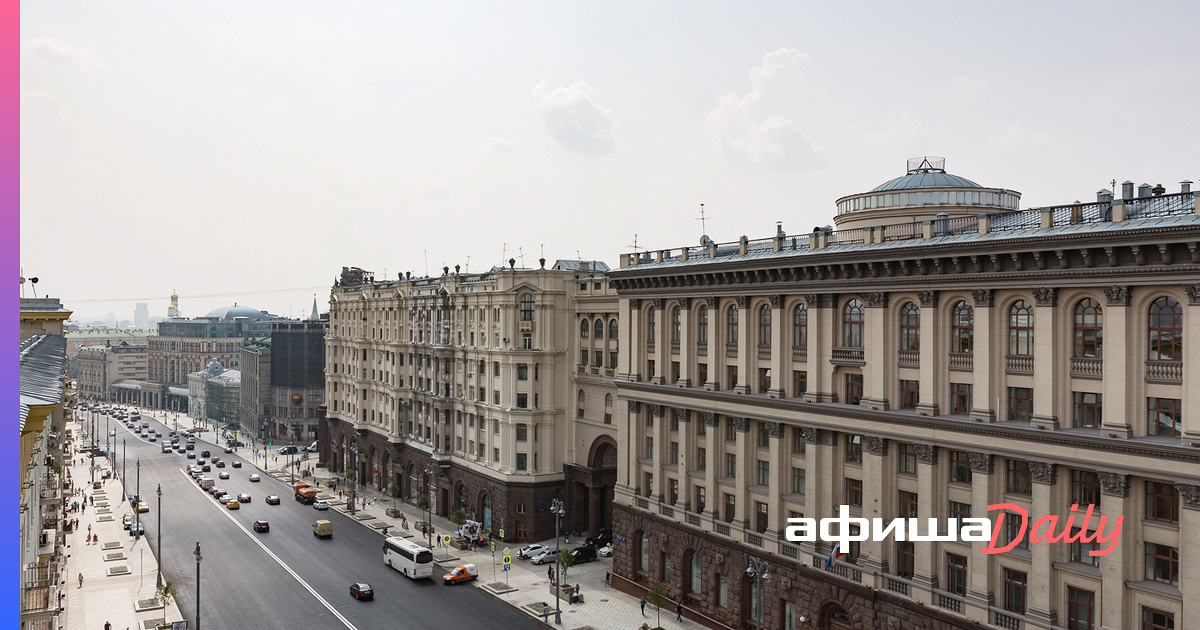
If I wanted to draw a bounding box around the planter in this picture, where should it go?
[549,584,581,603]
[326,480,336,489]
[385,507,402,518]
[452,539,470,551]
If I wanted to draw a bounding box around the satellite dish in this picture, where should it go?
[700,235,713,247]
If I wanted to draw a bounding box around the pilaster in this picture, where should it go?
[1101,286,1132,437]
[1179,484,1200,624]
[677,298,694,388]
[1025,461,1058,629]
[967,452,996,620]
[862,292,891,410]
[652,299,668,385]
[764,421,784,540]
[733,297,752,394]
[916,291,941,416]
[705,297,723,390]
[702,412,720,521]
[805,293,837,403]
[768,296,786,398]
[859,436,890,577]
[1183,287,1200,442]
[1097,471,1130,630]
[970,290,996,422]
[1031,289,1060,429]
[911,445,939,605]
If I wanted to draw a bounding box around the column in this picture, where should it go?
[1178,485,1200,624]
[705,296,724,390]
[916,291,941,416]
[702,412,720,522]
[677,298,694,388]
[733,416,750,528]
[768,296,787,398]
[734,297,752,394]
[966,452,996,623]
[1096,472,1131,630]
[912,445,939,604]
[678,409,694,511]
[1183,287,1200,442]
[862,292,891,410]
[619,401,640,490]
[1031,289,1060,430]
[1026,462,1059,629]
[765,421,785,543]
[651,404,666,502]
[859,436,890,585]
[805,293,837,403]
[652,298,668,385]
[970,290,997,422]
[619,298,642,382]
[1101,287,1132,437]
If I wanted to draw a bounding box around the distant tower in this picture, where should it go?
[310,296,319,321]
[168,289,179,318]
[134,302,149,329]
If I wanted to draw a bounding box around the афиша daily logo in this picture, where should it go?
[785,504,1122,556]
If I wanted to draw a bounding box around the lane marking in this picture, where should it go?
[176,468,361,630]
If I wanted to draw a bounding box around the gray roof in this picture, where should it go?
[556,260,611,272]
[871,171,982,192]
[19,334,66,432]
[203,304,269,320]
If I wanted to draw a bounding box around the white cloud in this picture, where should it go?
[21,36,100,70]
[986,123,1046,148]
[477,136,515,155]
[531,80,615,155]
[705,49,827,171]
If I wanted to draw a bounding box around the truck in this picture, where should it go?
[295,487,318,504]
[442,563,478,585]
[458,520,483,539]
[313,519,332,538]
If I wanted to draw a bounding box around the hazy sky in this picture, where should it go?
[21,1,1197,322]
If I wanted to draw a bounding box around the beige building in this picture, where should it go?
[607,162,1200,630]
[76,341,148,401]
[321,261,619,542]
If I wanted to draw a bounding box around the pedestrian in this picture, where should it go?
[547,566,553,581]
[78,573,83,588]
[88,524,92,536]
[640,597,647,616]
[93,534,98,544]
[105,621,112,630]
[575,583,581,602]
[676,603,683,621]
[605,571,610,587]
[542,603,549,623]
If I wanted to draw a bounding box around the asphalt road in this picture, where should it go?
[87,407,543,630]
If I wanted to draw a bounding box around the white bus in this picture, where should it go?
[382,536,434,579]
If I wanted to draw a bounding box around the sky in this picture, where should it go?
[20,1,1198,323]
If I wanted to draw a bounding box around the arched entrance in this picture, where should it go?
[383,452,394,495]
[480,493,492,532]
[820,603,853,630]
[573,435,618,535]
[408,464,418,501]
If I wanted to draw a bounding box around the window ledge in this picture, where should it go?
[1051,561,1101,579]
[781,493,806,503]
[1124,579,1182,599]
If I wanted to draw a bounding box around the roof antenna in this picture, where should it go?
[627,234,640,255]
[517,247,526,268]
[19,268,25,297]
[501,242,507,268]
[465,256,470,273]
[424,244,429,277]
[694,203,708,238]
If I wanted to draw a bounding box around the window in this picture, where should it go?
[1008,300,1034,355]
[726,365,738,390]
[1003,569,1027,615]
[517,363,528,380]
[494,447,500,462]
[516,424,527,441]
[724,453,736,478]
[725,306,738,343]
[758,304,771,345]
[756,460,769,486]
[516,393,527,408]
[1073,298,1103,358]
[845,373,863,405]
[669,479,678,504]
[898,490,918,518]
[595,319,604,338]
[522,333,531,349]
[946,553,968,596]
[1146,482,1179,524]
[671,361,680,383]
[1073,392,1102,428]
[1145,543,1179,586]
[610,351,618,369]
[950,501,972,534]
[899,302,920,351]
[647,360,655,379]
[842,299,864,347]
[1007,460,1031,495]
[900,380,919,410]
[725,417,737,441]
[896,542,915,579]
[698,363,708,385]
[697,306,708,343]
[494,361,500,376]
[696,447,706,471]
[791,467,806,496]
[580,319,589,338]
[688,552,702,594]
[758,368,771,393]
[756,422,770,447]
[846,434,862,463]
[1148,296,1183,361]
[610,318,619,340]
[639,532,650,572]
[647,308,656,344]
[1148,397,1182,437]
[1142,608,1175,630]
[723,493,735,523]
[793,304,807,348]
[645,437,654,460]
[951,383,972,415]
[1070,533,1101,567]
[951,301,974,353]
[1070,470,1100,507]
[791,427,806,454]
[672,306,682,343]
[662,552,672,582]
[897,443,917,475]
[670,442,679,465]
[793,370,806,398]
[516,453,527,471]
[717,574,728,608]
[754,502,768,533]
[520,293,535,321]
[846,478,863,507]
[695,487,706,513]
[1008,387,1033,422]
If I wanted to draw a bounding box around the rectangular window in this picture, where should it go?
[493,390,500,404]
[697,363,708,385]
[494,447,500,462]
[726,366,738,390]
[647,360,655,379]
[672,361,680,384]
[515,423,527,441]
[1007,460,1031,495]
[1072,392,1102,428]
[669,479,679,505]
[1003,569,1027,615]
[1145,542,1179,586]
[846,434,862,463]
[724,453,736,478]
[791,467,806,496]
[793,370,807,398]
[695,487,706,514]
[517,364,528,380]
[1142,607,1175,630]
[756,422,770,448]
[951,383,973,414]
[791,427,806,454]
[1148,397,1182,437]
[610,351,618,369]
[949,501,972,535]
[896,541,915,579]
[522,333,531,349]
[516,453,527,471]
[1145,482,1179,524]
[900,380,919,410]
[670,442,679,465]
[723,494,735,523]
[661,552,672,583]
[580,350,588,366]
[950,451,972,485]
[1008,387,1033,421]
[1070,532,1101,567]
[493,419,500,434]
[846,478,863,508]
[645,437,654,460]
[1005,512,1030,549]
[897,443,917,475]
[516,393,527,409]
[725,418,737,442]
[758,367,771,393]
[898,490,918,519]
[494,361,500,377]
[946,554,968,596]
[696,447,706,471]
[845,373,863,405]
[756,460,770,486]
[717,574,728,607]
[754,502,768,533]
[1070,470,1100,507]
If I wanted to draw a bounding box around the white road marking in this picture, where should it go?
[177,468,361,630]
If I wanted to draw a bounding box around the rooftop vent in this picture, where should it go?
[907,156,946,174]
[1138,183,1152,198]
[1122,181,1135,200]
[1152,183,1166,196]
[1183,180,1193,194]
[1096,189,1113,203]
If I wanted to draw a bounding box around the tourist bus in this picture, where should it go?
[382,536,434,579]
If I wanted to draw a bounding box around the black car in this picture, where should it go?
[585,529,613,548]
[201,450,211,458]
[570,546,598,563]
[201,464,211,472]
[215,461,226,468]
[350,583,374,600]
[187,452,196,459]
[265,495,281,505]
[129,523,145,537]
[186,443,195,450]
[253,520,270,533]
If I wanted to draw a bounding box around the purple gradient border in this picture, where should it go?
[4,0,21,623]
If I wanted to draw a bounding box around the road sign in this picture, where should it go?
[502,555,511,565]
[499,529,504,538]
[503,563,510,572]
[490,542,496,552]
[502,547,510,555]
[441,534,451,545]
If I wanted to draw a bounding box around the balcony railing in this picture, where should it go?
[604,368,615,377]
[659,505,674,518]
[934,591,964,614]
[1146,360,1183,384]
[885,576,911,596]
[897,350,919,368]
[831,347,865,366]
[792,348,808,363]
[1005,354,1033,375]
[1070,356,1102,379]
[714,522,731,536]
[991,608,1023,630]
[635,497,649,509]
[948,352,973,371]
[746,532,763,547]
[685,512,701,527]
[21,561,58,617]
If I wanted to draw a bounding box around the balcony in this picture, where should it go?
[1070,356,1102,379]
[934,591,964,614]
[885,576,911,596]
[831,347,865,366]
[948,352,973,371]
[685,512,701,527]
[1146,360,1182,384]
[21,561,59,620]
[745,532,763,547]
[714,521,731,536]
[792,348,807,363]
[897,350,919,368]
[604,368,615,377]
[658,505,674,518]
[1005,354,1033,375]
[991,608,1023,630]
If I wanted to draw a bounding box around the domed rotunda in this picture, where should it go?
[202,303,269,320]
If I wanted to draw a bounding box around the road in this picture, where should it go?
[87,406,543,630]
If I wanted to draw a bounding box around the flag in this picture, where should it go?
[826,543,847,568]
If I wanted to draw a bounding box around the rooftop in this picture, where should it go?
[870,157,981,192]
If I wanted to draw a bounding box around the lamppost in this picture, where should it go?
[289,441,295,486]
[551,498,566,624]
[121,439,126,502]
[746,558,771,630]
[193,541,203,630]
[135,458,141,537]
[424,464,436,549]
[156,484,163,587]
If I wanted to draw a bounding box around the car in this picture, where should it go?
[253,520,269,533]
[518,543,550,560]
[201,464,211,472]
[277,445,299,455]
[212,488,227,498]
[313,500,330,511]
[224,447,233,453]
[442,563,479,585]
[265,495,281,505]
[211,457,221,463]
[162,444,173,453]
[198,459,207,465]
[570,546,598,564]
[529,549,558,565]
[585,528,613,548]
[122,513,133,529]
[218,472,230,479]
[186,443,195,450]
[109,430,116,436]
[137,501,150,513]
[349,583,374,600]
[237,493,251,503]
[598,544,614,557]
[219,495,232,504]
[148,436,157,442]
[129,523,144,536]
[249,473,261,482]
[201,450,211,458]
[187,452,196,459]
[232,461,242,468]
[226,499,240,510]
[215,461,226,468]
[156,431,163,437]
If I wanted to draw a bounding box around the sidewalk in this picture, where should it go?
[64,412,186,630]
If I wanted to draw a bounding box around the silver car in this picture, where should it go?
[529,548,559,565]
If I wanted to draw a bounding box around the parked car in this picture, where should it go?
[518,543,550,560]
[529,549,558,565]
[266,495,281,505]
[122,513,133,529]
[570,546,598,564]
[249,474,261,482]
[253,520,269,533]
[129,523,144,536]
[349,583,373,600]
[598,544,614,557]
[313,500,330,511]
[585,529,613,548]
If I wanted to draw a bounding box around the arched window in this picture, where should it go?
[672,306,682,343]
[605,393,612,407]
[793,304,808,349]
[899,302,920,351]
[578,389,585,404]
[519,294,535,321]
[580,318,590,338]
[647,308,657,343]
[726,306,739,343]
[1149,296,1183,361]
[697,306,709,343]
[1008,300,1034,356]
[687,550,702,594]
[595,319,604,338]
[758,304,772,345]
[843,299,865,348]
[609,318,619,340]
[952,301,974,353]
[639,531,650,572]
[1073,298,1103,358]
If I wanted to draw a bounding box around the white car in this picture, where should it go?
[218,472,230,479]
[518,543,550,560]
[249,474,261,482]
[313,500,330,511]
[598,544,614,557]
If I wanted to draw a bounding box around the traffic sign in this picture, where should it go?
[441,534,451,545]
[499,529,504,538]
[502,554,511,565]
[503,563,510,572]
[502,547,510,555]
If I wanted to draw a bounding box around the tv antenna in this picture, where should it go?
[464,256,470,273]
[517,247,526,268]
[627,234,640,255]
[694,203,708,236]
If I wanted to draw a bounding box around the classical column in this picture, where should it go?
[966,452,996,621]
[1031,289,1060,430]
[970,289,997,422]
[733,297,752,394]
[704,297,723,390]
[1096,472,1131,630]
[764,421,784,542]
[859,436,890,582]
[1101,286,1132,437]
[862,292,891,410]
[911,445,939,604]
[702,412,720,522]
[619,401,641,490]
[1179,484,1200,624]
[805,294,837,403]
[768,295,787,398]
[1026,461,1058,629]
[805,428,831,524]
[1183,285,1200,443]
[677,298,694,388]
[650,404,666,502]
[732,416,750,528]
[651,298,668,385]
[619,298,642,382]
[676,408,694,510]
[916,290,941,416]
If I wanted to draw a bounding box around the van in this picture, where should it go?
[141,421,150,429]
[442,563,479,585]
[295,487,318,504]
[313,520,332,538]
[278,445,299,455]
[200,477,215,491]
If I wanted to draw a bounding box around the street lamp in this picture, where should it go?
[746,558,771,630]
[289,441,295,486]
[551,498,566,625]
[193,541,203,630]
[135,458,141,537]
[156,484,163,588]
[121,439,126,503]
[424,464,436,549]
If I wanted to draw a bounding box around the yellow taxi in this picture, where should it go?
[226,499,240,510]
[137,501,150,513]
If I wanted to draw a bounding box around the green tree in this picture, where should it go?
[387,483,401,510]
[156,581,178,607]
[345,469,356,484]
[646,580,668,629]
[557,548,576,582]
[452,508,467,528]
[416,493,429,509]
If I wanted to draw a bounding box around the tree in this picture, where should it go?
[345,469,356,484]
[557,548,576,582]
[416,493,429,509]
[646,580,668,629]
[452,508,467,528]
[156,581,178,607]
[387,483,401,510]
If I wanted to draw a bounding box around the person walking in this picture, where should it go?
[542,603,549,623]
[604,571,611,587]
[78,573,83,588]
[547,566,553,581]
[676,603,683,622]
[105,621,112,630]
[640,597,647,616]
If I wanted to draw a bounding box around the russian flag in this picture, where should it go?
[826,543,847,568]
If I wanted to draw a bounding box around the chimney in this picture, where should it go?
[1138,183,1152,198]
[1181,180,1193,194]
[1152,183,1166,196]
[1096,189,1113,203]
[1122,181,1135,199]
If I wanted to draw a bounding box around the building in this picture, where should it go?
[320,262,619,542]
[64,328,153,363]
[188,359,241,427]
[75,341,149,401]
[134,302,149,329]
[606,160,1200,630]
[238,319,328,444]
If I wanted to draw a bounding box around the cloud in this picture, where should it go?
[21,36,100,70]
[531,80,615,155]
[705,49,827,171]
[477,136,515,155]
[986,123,1046,148]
